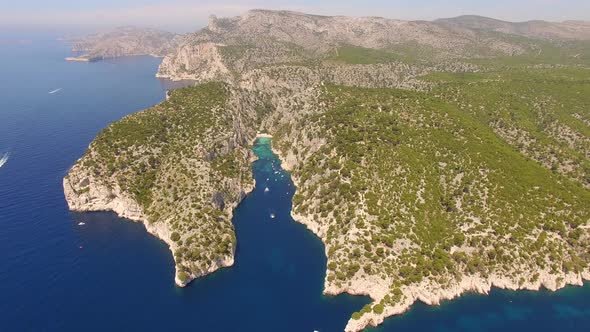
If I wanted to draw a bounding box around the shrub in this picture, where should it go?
[373,303,385,314]
[178,271,189,283]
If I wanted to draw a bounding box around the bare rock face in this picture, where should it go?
[64,164,145,221]
[63,161,180,277]
[156,42,231,81]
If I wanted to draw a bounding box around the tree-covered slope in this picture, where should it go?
[272,67,590,330]
[64,82,260,286]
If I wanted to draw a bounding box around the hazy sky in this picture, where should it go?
[3,0,590,32]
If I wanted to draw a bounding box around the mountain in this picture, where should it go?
[157,10,590,81]
[66,26,181,61]
[436,15,590,40]
[157,10,531,80]
[65,9,590,332]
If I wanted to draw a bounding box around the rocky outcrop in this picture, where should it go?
[156,42,231,81]
[64,171,144,221]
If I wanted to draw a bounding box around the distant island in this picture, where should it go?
[64,10,590,332]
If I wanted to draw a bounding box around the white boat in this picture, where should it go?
[48,88,62,94]
[264,187,270,192]
[0,153,9,168]
[270,213,276,219]
[78,222,86,226]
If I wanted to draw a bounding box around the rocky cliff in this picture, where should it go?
[156,42,231,82]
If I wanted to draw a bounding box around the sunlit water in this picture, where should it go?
[1,32,589,332]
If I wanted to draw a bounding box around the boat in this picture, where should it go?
[78,222,86,226]
[0,153,9,168]
[48,88,62,94]
[270,213,276,219]
[264,187,270,192]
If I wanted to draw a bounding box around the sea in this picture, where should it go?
[1,30,589,332]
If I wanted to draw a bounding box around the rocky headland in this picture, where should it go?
[65,26,182,62]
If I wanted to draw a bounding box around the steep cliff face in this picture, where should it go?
[156,42,232,82]
[64,170,145,221]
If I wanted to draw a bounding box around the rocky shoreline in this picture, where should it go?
[291,183,590,332]
[271,143,590,332]
[63,152,254,287]
[344,270,590,332]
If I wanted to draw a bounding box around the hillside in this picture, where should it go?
[436,15,590,40]
[157,10,590,81]
[65,9,590,332]
[64,83,263,286]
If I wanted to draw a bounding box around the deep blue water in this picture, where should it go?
[1,32,589,332]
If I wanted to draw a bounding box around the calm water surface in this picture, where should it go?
[0,32,589,332]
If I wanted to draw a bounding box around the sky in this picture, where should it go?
[2,0,590,32]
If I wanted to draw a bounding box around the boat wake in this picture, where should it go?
[48,88,62,94]
[0,153,9,168]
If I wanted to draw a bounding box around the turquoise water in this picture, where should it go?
[1,32,589,332]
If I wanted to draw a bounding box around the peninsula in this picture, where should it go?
[65,26,181,62]
[64,10,590,332]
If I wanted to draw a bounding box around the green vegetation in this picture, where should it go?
[373,303,384,314]
[274,63,590,313]
[76,82,258,281]
[326,45,404,65]
[70,21,590,324]
[325,43,440,65]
